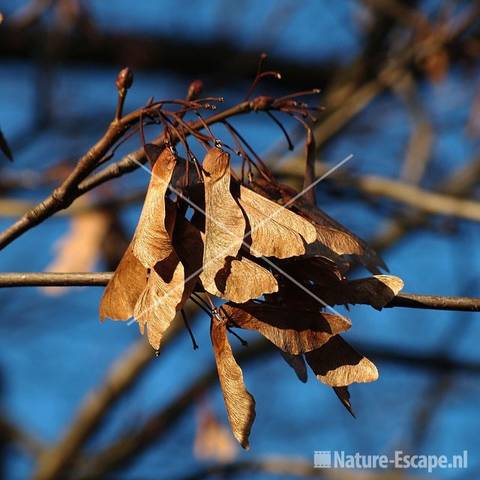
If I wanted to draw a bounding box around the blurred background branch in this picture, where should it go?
[1,1,480,479]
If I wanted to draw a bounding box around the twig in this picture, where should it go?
[363,0,432,33]
[172,456,425,480]
[0,191,145,218]
[371,156,480,251]
[301,122,316,205]
[0,272,478,312]
[390,72,433,184]
[0,103,161,250]
[33,339,155,480]
[386,294,480,312]
[0,100,272,251]
[0,272,113,287]
[354,175,480,223]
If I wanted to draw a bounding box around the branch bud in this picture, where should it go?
[187,79,203,100]
[116,67,134,92]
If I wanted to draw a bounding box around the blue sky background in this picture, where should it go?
[0,1,479,479]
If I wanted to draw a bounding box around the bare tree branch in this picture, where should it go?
[0,417,44,458]
[0,24,336,91]
[33,338,156,480]
[354,175,480,222]
[0,272,112,287]
[0,99,278,251]
[386,294,480,312]
[0,272,478,312]
[175,458,356,479]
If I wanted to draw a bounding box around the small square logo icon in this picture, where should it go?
[314,451,332,468]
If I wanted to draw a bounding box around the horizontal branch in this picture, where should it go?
[0,272,113,287]
[0,272,478,312]
[387,294,480,312]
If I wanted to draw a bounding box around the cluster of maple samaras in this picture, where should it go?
[99,145,403,448]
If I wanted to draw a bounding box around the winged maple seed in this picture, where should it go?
[199,147,278,302]
[98,85,405,448]
[211,314,255,449]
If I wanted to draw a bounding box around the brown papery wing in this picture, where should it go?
[333,386,356,417]
[199,148,277,302]
[99,242,147,321]
[238,185,316,259]
[216,257,278,303]
[305,335,378,386]
[173,215,204,296]
[132,148,177,269]
[200,148,245,294]
[133,202,188,350]
[300,202,388,274]
[133,252,185,350]
[278,350,308,383]
[222,303,351,355]
[211,318,256,449]
[253,179,387,274]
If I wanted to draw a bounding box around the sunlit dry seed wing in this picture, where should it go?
[174,210,277,303]
[199,148,278,302]
[133,203,189,350]
[216,257,278,303]
[222,303,351,355]
[134,253,185,350]
[100,198,178,325]
[300,203,387,274]
[132,148,177,269]
[237,185,316,259]
[211,318,256,449]
[253,179,387,273]
[305,335,378,386]
[99,243,147,321]
[200,148,245,290]
[278,256,345,287]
